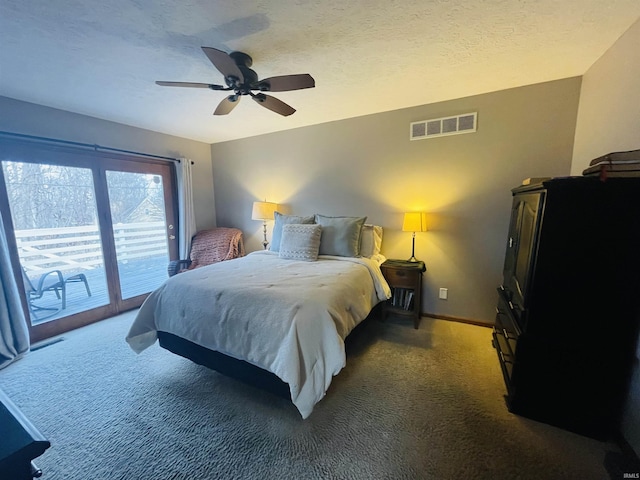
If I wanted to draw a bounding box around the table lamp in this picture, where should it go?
[252,201,278,249]
[402,212,428,262]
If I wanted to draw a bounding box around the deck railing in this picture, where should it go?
[15,221,169,276]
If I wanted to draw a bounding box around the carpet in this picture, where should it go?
[0,311,617,479]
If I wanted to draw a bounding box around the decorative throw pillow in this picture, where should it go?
[359,224,383,257]
[314,214,367,257]
[270,212,316,252]
[279,224,322,261]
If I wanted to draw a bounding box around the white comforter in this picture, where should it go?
[126,250,391,418]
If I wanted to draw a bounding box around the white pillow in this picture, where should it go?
[360,224,383,257]
[279,224,323,261]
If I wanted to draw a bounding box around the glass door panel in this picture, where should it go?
[106,170,171,300]
[1,138,178,343]
[1,160,110,325]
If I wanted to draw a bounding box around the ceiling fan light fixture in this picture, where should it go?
[224,76,242,89]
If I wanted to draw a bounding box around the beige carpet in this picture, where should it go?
[0,311,619,479]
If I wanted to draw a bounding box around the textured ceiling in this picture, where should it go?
[1,1,639,144]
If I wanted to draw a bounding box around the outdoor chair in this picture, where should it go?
[167,227,245,277]
[21,267,65,319]
[64,273,92,297]
[21,267,91,319]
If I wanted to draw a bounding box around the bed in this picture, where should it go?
[126,215,390,418]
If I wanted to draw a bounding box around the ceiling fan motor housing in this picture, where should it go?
[224,51,259,94]
[229,51,252,67]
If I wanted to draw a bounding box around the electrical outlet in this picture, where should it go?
[439,288,448,300]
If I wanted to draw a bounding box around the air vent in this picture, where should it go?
[410,112,477,141]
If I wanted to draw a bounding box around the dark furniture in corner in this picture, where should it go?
[0,388,50,479]
[492,176,640,439]
[380,260,425,329]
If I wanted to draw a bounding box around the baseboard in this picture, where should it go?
[30,337,65,352]
[422,312,493,328]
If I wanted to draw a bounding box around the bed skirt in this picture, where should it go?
[157,331,292,399]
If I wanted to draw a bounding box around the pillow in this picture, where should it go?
[270,212,315,252]
[315,214,367,257]
[359,224,383,257]
[279,224,322,261]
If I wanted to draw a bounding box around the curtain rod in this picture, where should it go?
[0,131,193,164]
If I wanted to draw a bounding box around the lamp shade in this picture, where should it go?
[402,212,428,232]
[252,201,278,221]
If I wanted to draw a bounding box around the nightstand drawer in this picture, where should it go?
[381,267,419,288]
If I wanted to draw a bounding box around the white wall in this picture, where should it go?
[212,78,581,325]
[570,17,640,457]
[571,18,640,174]
[0,96,217,231]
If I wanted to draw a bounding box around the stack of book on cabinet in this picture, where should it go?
[582,149,640,179]
[391,288,414,311]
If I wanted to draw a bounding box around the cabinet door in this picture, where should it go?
[503,192,542,313]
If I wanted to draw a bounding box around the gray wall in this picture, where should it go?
[570,17,640,457]
[571,17,640,175]
[0,96,216,231]
[211,77,581,324]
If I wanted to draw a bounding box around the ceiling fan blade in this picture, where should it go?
[251,93,296,116]
[201,47,244,83]
[255,74,315,92]
[214,95,241,115]
[155,81,228,90]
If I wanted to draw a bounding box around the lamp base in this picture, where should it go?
[407,233,419,262]
[262,221,269,250]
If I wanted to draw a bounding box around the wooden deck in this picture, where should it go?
[27,256,170,325]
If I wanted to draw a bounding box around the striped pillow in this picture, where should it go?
[279,224,322,261]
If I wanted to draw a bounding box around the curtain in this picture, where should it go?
[176,158,197,259]
[0,211,29,369]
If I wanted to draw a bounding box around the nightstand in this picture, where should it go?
[380,260,426,329]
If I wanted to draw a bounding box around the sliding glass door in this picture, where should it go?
[0,140,178,342]
[2,161,110,326]
[106,169,172,300]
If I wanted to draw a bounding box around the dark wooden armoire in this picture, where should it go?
[492,176,640,438]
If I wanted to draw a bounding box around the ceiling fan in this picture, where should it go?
[156,47,315,117]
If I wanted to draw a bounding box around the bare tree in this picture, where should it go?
[2,161,163,229]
